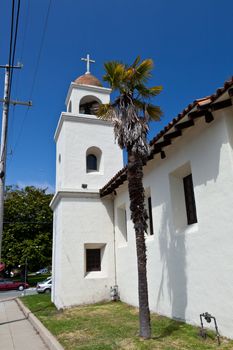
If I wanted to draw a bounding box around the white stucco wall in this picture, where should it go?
[52,78,122,309]
[52,192,115,309]
[114,109,233,339]
[55,114,123,191]
[54,83,123,192]
[51,201,62,305]
[55,126,64,191]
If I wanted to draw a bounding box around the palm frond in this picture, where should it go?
[133,99,144,111]
[124,67,135,82]
[149,85,163,96]
[145,104,162,121]
[103,61,125,90]
[96,103,113,120]
[132,100,162,121]
[135,84,162,98]
[135,59,154,83]
[131,56,141,68]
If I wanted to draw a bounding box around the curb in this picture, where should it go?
[16,298,64,350]
[0,296,16,302]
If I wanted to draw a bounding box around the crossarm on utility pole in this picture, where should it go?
[0,99,32,106]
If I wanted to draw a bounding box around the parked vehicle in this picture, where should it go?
[36,277,52,294]
[0,279,29,291]
[10,268,21,277]
[35,267,49,275]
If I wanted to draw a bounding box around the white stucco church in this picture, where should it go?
[50,55,233,339]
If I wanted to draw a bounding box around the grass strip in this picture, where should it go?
[22,295,233,350]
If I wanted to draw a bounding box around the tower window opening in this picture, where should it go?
[80,101,99,115]
[86,146,102,173]
[87,154,97,171]
[79,96,100,115]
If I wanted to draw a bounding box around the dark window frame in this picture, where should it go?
[183,174,197,225]
[148,196,154,235]
[86,249,101,272]
[86,154,97,171]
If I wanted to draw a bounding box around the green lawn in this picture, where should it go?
[22,294,233,350]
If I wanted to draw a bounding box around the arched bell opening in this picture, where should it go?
[79,95,101,115]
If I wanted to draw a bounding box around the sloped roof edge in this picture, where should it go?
[100,76,233,197]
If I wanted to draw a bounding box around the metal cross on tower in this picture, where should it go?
[81,54,95,74]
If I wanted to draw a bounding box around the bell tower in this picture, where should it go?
[54,55,123,191]
[51,55,123,309]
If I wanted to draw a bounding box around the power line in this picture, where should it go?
[9,0,30,152]
[19,0,30,64]
[9,0,21,101]
[11,0,52,155]
[0,0,18,165]
[3,0,21,163]
[8,0,15,70]
[0,0,31,261]
[7,0,21,159]
[28,0,52,99]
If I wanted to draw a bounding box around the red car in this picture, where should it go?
[0,279,29,291]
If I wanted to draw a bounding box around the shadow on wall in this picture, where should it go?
[154,117,228,320]
[157,203,187,321]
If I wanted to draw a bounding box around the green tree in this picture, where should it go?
[98,56,162,339]
[2,186,53,272]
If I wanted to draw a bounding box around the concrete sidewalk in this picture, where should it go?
[0,298,48,350]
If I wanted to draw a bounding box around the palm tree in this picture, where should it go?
[98,56,162,339]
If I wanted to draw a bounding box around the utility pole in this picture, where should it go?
[0,64,32,262]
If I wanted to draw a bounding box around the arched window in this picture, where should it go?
[79,96,100,115]
[86,146,102,173]
[87,154,97,171]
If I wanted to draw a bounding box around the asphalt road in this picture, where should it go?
[0,288,37,299]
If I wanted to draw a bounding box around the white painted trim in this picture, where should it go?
[50,189,100,210]
[54,112,112,142]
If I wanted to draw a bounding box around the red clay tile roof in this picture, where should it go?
[74,73,102,87]
[100,76,233,197]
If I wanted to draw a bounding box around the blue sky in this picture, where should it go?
[0,0,232,193]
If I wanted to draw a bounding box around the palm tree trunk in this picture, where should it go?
[127,150,151,339]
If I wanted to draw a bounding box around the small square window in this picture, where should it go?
[86,249,101,272]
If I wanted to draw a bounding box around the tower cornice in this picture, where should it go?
[54,112,112,142]
[50,189,100,210]
[65,82,111,106]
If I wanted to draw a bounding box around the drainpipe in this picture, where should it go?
[110,190,120,301]
[112,191,117,286]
